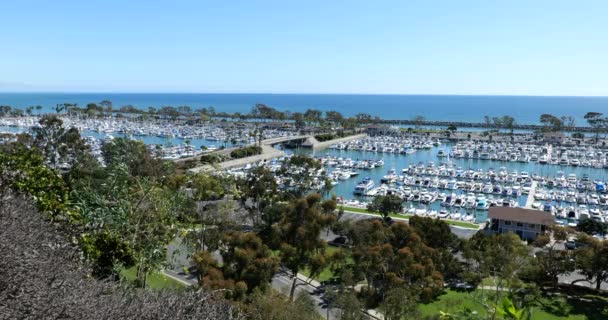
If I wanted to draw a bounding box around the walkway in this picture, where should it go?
[524,180,538,209]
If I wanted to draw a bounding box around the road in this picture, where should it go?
[271,268,344,319]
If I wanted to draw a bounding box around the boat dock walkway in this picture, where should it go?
[524,180,538,209]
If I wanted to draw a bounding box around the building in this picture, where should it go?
[542,132,565,145]
[488,207,555,241]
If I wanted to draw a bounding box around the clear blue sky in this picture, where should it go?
[1,0,607,95]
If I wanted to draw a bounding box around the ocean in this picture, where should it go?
[1,93,608,125]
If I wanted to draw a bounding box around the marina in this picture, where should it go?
[219,134,608,226]
[3,116,608,227]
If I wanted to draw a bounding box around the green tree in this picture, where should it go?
[574,236,608,290]
[529,227,575,288]
[219,231,280,292]
[347,220,443,303]
[32,115,89,170]
[101,137,171,180]
[539,114,564,132]
[501,115,516,136]
[325,110,344,124]
[237,166,279,229]
[463,233,531,319]
[584,112,606,143]
[412,115,426,128]
[382,286,419,320]
[275,194,337,300]
[279,155,323,198]
[366,194,402,220]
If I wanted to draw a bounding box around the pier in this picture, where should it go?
[524,180,538,209]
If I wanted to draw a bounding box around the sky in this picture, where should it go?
[0,0,607,95]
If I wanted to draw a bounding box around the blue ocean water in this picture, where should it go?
[1,93,607,125]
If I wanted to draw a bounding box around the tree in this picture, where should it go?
[275,194,337,300]
[447,124,457,132]
[463,233,531,319]
[561,115,575,130]
[237,166,279,229]
[101,137,171,180]
[409,216,462,279]
[381,286,419,320]
[355,113,372,124]
[245,290,320,320]
[31,115,89,170]
[529,227,576,288]
[303,109,323,125]
[412,115,426,128]
[501,115,516,136]
[325,110,344,124]
[577,218,607,236]
[347,219,443,304]
[219,231,280,292]
[279,155,323,198]
[293,112,306,130]
[584,112,606,143]
[574,236,608,290]
[367,194,403,220]
[99,100,113,116]
[540,114,564,132]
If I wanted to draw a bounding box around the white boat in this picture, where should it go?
[353,178,375,196]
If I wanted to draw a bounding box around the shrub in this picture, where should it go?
[230,146,262,159]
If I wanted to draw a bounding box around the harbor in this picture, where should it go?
[217,134,608,227]
[3,115,608,228]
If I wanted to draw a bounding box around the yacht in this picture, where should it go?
[353,178,375,196]
[380,168,398,184]
[476,196,489,210]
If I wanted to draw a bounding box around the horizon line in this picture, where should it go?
[0,91,607,98]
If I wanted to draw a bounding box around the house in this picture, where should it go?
[488,207,554,241]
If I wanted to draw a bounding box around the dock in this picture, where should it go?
[524,180,538,209]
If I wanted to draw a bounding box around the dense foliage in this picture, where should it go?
[230,145,262,159]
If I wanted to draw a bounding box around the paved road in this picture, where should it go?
[271,269,343,319]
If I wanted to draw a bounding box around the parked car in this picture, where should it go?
[565,240,588,250]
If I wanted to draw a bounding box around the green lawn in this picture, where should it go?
[338,205,480,229]
[419,289,608,320]
[300,246,353,282]
[120,267,186,290]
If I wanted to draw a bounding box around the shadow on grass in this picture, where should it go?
[540,293,608,320]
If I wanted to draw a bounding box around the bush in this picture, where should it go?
[314,131,354,142]
[230,146,262,159]
[200,154,223,164]
[314,133,336,142]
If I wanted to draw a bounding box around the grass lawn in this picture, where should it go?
[338,205,480,229]
[121,267,186,290]
[419,289,608,320]
[300,246,353,282]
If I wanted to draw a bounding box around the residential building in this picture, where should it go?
[488,207,554,241]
